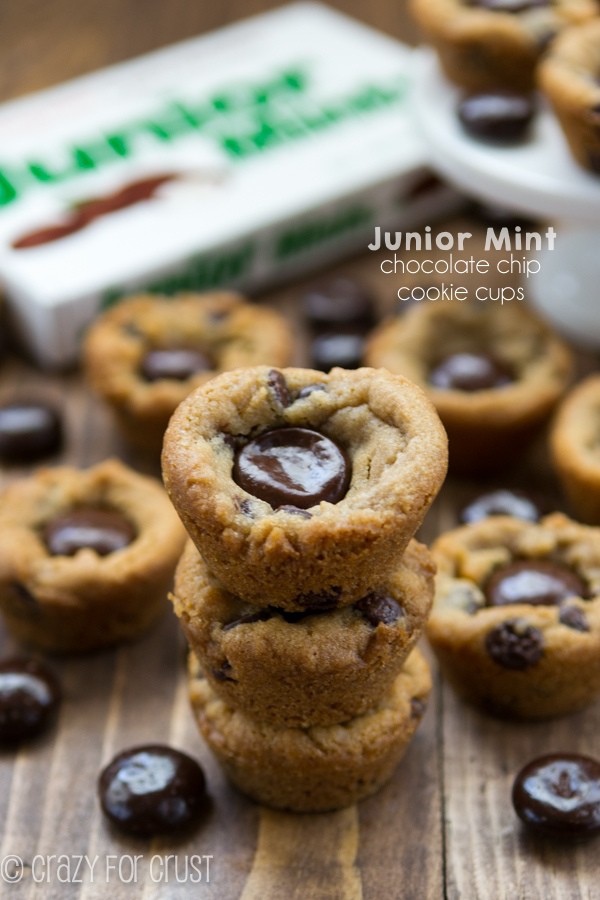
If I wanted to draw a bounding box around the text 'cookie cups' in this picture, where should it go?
[84,292,294,455]
[539,21,600,174]
[171,538,435,727]
[428,513,600,719]
[162,366,448,611]
[188,648,431,813]
[411,0,597,93]
[365,300,573,476]
[0,460,186,653]
[551,375,600,523]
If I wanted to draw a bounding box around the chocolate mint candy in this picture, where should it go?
[0,658,61,743]
[233,426,350,509]
[0,402,63,463]
[355,592,404,626]
[302,277,375,330]
[485,619,543,669]
[141,348,212,381]
[429,352,512,391]
[460,489,545,525]
[98,745,208,837]
[44,507,136,557]
[458,91,535,144]
[485,560,586,607]
[512,754,600,840]
[310,333,364,372]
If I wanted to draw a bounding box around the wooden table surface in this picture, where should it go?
[0,2,599,899]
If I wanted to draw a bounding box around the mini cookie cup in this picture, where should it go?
[162,365,448,611]
[188,648,432,813]
[411,0,597,92]
[0,459,186,653]
[428,513,600,718]
[364,301,573,475]
[84,292,294,454]
[172,538,435,727]
[551,375,600,523]
[539,21,600,174]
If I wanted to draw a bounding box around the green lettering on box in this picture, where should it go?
[275,205,372,259]
[101,242,255,309]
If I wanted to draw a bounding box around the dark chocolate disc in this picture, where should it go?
[458,92,535,144]
[0,402,63,463]
[0,658,61,742]
[512,754,600,840]
[233,427,350,509]
[141,348,212,382]
[44,506,136,556]
[302,277,375,330]
[429,352,513,391]
[460,489,545,525]
[485,560,586,607]
[98,745,208,836]
[310,333,364,371]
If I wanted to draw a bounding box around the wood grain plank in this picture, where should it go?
[1,3,599,899]
[441,686,600,900]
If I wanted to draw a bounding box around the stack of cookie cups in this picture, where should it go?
[163,366,448,812]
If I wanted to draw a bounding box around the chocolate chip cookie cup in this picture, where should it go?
[364,301,573,476]
[551,375,600,523]
[84,292,294,455]
[162,365,448,611]
[188,648,431,813]
[0,459,186,653]
[172,538,435,727]
[427,513,600,719]
[538,21,600,174]
[410,0,597,93]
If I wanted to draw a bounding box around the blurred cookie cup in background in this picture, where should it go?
[365,300,573,476]
[83,292,294,456]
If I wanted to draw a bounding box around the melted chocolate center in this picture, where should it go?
[485,560,586,607]
[429,352,513,391]
[44,507,136,556]
[98,745,208,836]
[141,348,212,382]
[512,754,600,839]
[233,427,350,510]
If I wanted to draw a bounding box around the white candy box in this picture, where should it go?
[0,2,458,367]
